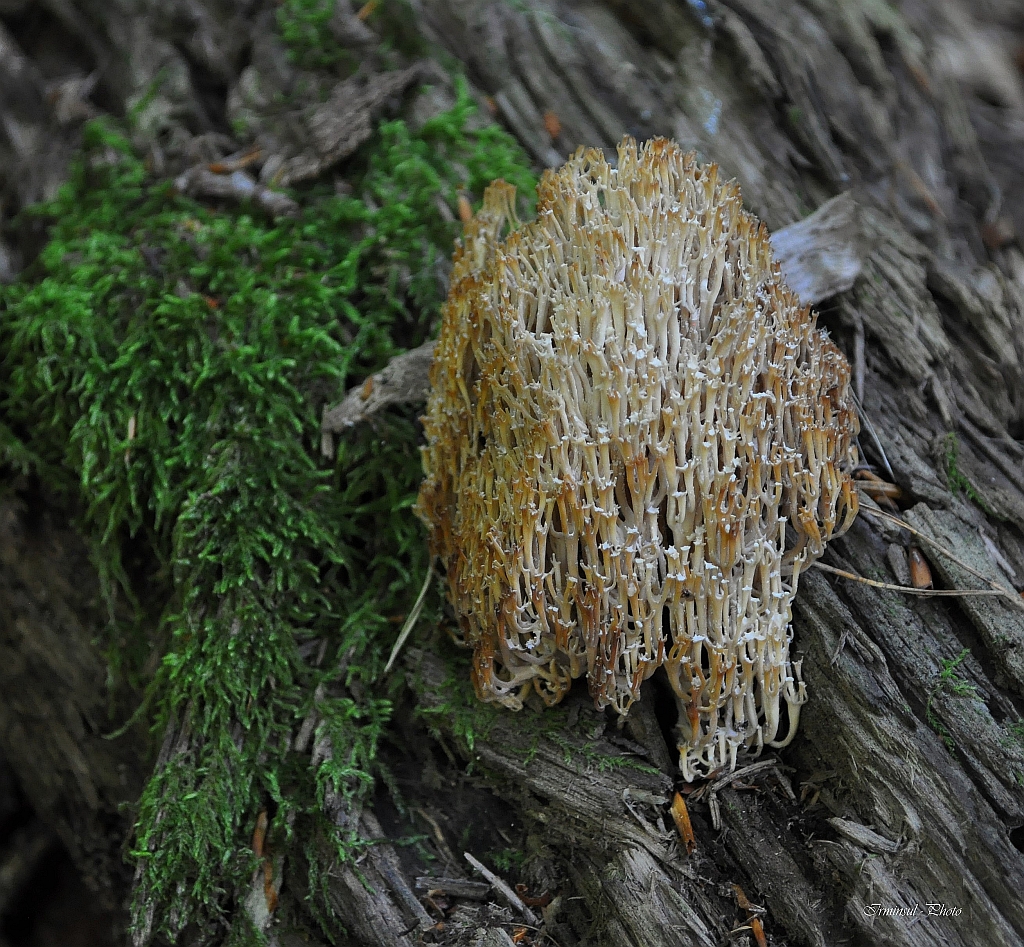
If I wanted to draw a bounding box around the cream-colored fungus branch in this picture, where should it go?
[416,138,860,780]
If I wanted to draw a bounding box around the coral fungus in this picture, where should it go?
[417,138,859,779]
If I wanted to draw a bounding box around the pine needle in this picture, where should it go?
[385,563,434,674]
[821,505,1024,609]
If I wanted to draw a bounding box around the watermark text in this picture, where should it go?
[864,903,962,918]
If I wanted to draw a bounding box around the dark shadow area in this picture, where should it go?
[0,755,120,947]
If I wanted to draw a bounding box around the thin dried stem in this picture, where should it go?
[384,564,434,674]
[812,561,1010,598]
[857,506,1024,609]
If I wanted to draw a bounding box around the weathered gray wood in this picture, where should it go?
[770,192,865,305]
[793,557,1024,946]
[0,497,145,915]
[321,342,438,448]
[317,810,432,947]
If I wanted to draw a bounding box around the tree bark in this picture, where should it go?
[2,1,1024,945]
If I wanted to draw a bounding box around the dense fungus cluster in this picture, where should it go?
[416,138,860,779]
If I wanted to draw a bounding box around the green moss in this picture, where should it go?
[0,80,534,943]
[413,639,505,756]
[0,418,37,475]
[276,0,348,70]
[277,0,427,70]
[1001,718,1024,782]
[490,846,527,873]
[925,648,979,752]
[551,731,660,775]
[941,432,994,514]
[411,637,659,777]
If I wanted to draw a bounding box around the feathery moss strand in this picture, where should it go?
[0,81,535,942]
